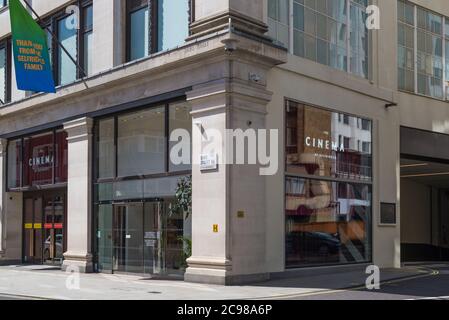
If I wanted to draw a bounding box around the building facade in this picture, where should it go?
[0,0,448,285]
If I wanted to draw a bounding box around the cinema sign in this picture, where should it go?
[305,136,345,152]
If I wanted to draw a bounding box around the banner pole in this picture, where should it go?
[21,0,89,89]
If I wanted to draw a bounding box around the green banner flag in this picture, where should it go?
[9,0,55,93]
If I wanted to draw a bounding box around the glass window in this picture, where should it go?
[0,45,6,104]
[83,5,93,76]
[54,130,68,183]
[127,0,189,61]
[117,107,165,176]
[285,100,372,268]
[97,118,115,179]
[58,14,78,86]
[23,133,55,187]
[7,139,21,189]
[398,2,447,99]
[129,5,150,60]
[285,101,372,181]
[286,176,372,267]
[0,0,7,8]
[169,101,192,172]
[268,0,290,47]
[158,0,189,51]
[289,0,368,76]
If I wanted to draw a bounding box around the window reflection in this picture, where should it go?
[285,100,372,267]
[117,107,165,177]
[286,176,372,267]
[58,15,77,85]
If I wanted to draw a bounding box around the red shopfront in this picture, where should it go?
[7,130,68,265]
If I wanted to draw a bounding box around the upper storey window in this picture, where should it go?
[127,0,190,62]
[0,39,10,105]
[398,0,449,100]
[268,0,370,79]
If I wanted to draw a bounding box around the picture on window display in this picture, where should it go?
[285,101,372,267]
[285,102,372,181]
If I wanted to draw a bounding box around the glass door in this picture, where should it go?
[23,197,43,263]
[43,194,66,264]
[112,203,144,274]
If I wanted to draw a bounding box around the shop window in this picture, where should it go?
[95,100,192,181]
[7,130,68,190]
[169,101,192,172]
[97,118,115,179]
[285,100,372,268]
[0,0,7,9]
[127,0,190,62]
[117,106,166,177]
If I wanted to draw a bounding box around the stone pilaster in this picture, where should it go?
[184,52,282,284]
[62,117,94,273]
[189,0,269,40]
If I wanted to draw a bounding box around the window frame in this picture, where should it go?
[0,37,11,105]
[41,0,92,87]
[284,98,374,269]
[93,97,192,184]
[398,0,449,100]
[269,0,371,79]
[125,0,193,63]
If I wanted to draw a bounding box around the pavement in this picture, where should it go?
[0,263,444,300]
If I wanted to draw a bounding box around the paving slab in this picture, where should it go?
[0,264,433,300]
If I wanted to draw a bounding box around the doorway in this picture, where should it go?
[23,190,67,265]
[97,200,186,276]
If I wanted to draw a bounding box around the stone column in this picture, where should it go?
[0,138,6,255]
[62,117,94,273]
[184,46,285,284]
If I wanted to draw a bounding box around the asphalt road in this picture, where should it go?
[288,264,449,300]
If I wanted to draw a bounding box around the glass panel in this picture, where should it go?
[130,6,149,60]
[97,204,113,272]
[33,197,43,263]
[23,133,54,187]
[285,102,372,181]
[43,196,55,263]
[98,118,115,179]
[113,204,144,273]
[117,107,165,177]
[113,180,144,200]
[169,101,192,172]
[268,0,290,47]
[58,15,78,86]
[7,139,21,189]
[157,0,189,51]
[83,31,93,76]
[23,198,34,262]
[0,46,5,104]
[285,176,372,267]
[143,176,183,198]
[54,130,68,183]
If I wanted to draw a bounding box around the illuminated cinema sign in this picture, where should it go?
[9,0,55,93]
[305,136,345,152]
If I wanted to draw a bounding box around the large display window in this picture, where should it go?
[285,100,372,268]
[7,130,68,190]
[93,100,192,276]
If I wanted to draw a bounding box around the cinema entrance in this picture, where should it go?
[23,190,67,265]
[6,129,68,266]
